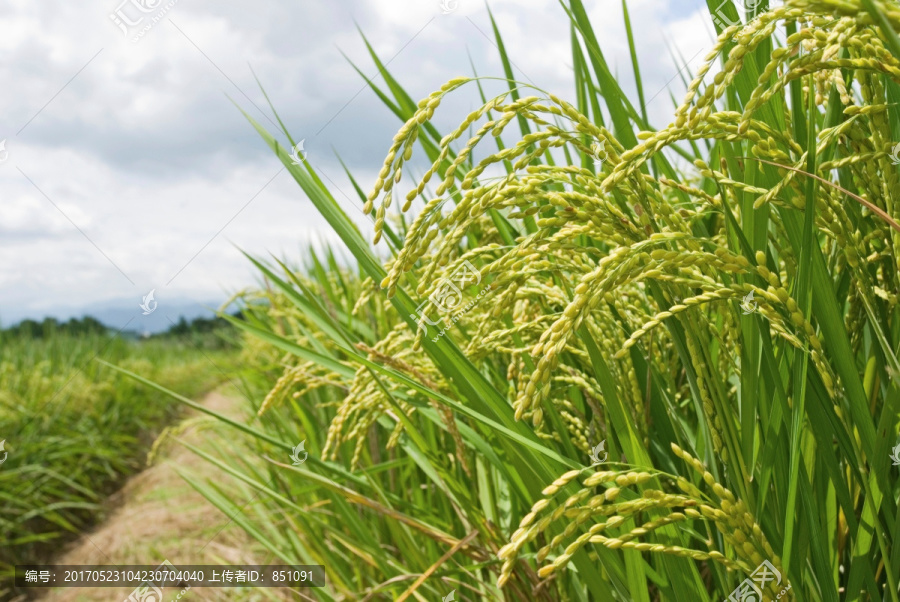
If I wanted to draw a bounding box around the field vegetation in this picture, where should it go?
[140,0,900,599]
[0,317,237,596]
[7,0,900,600]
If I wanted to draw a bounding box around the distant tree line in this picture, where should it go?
[1,313,243,347]
[147,313,242,350]
[154,315,231,337]
[1,316,110,339]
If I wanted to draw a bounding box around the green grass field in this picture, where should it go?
[0,326,236,596]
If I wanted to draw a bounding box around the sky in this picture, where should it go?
[0,0,717,327]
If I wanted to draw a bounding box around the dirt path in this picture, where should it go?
[34,390,293,602]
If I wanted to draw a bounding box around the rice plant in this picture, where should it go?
[0,330,233,596]
[130,0,900,599]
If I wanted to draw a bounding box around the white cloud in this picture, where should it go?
[0,0,713,322]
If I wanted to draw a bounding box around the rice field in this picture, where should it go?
[190,1,900,599]
[0,327,236,596]
[8,0,900,600]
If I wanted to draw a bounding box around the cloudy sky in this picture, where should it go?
[0,0,715,326]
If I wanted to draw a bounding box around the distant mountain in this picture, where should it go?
[92,299,225,335]
[0,296,229,335]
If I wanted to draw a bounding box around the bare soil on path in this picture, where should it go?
[32,390,296,602]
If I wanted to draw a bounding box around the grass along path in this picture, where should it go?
[32,389,296,602]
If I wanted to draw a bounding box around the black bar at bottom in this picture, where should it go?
[15,564,325,588]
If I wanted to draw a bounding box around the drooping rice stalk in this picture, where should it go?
[136,0,900,599]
